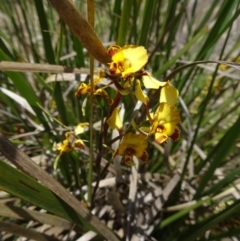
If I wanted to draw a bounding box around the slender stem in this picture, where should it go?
[87,0,94,206]
[92,92,122,203]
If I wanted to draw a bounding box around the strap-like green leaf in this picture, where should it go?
[0,134,120,241]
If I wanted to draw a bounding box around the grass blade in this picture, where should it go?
[0,133,120,241]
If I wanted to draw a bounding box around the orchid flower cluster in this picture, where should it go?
[56,45,180,166]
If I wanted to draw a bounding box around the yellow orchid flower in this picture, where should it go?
[56,134,85,155]
[108,45,148,78]
[55,122,88,156]
[75,82,89,96]
[142,103,180,144]
[106,107,123,130]
[75,70,113,105]
[113,132,148,166]
[152,103,180,143]
[75,70,104,96]
[159,81,179,105]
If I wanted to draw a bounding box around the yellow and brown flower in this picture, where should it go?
[113,132,148,166]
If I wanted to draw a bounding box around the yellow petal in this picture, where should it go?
[94,88,114,105]
[142,73,167,89]
[124,133,147,148]
[112,50,125,63]
[106,107,123,130]
[134,79,149,104]
[116,132,148,156]
[75,83,89,96]
[114,132,149,165]
[73,139,85,149]
[149,120,159,135]
[56,139,71,153]
[155,133,168,144]
[121,46,148,77]
[155,103,180,124]
[155,124,180,143]
[160,84,179,105]
[162,123,177,136]
[74,122,89,135]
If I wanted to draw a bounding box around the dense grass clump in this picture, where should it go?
[0,1,240,240]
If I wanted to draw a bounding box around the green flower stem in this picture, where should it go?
[87,0,95,206]
[88,55,94,206]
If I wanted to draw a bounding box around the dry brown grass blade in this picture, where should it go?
[0,133,120,241]
[47,0,111,65]
[0,220,59,241]
[0,61,90,74]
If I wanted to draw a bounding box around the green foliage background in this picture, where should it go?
[0,0,240,240]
